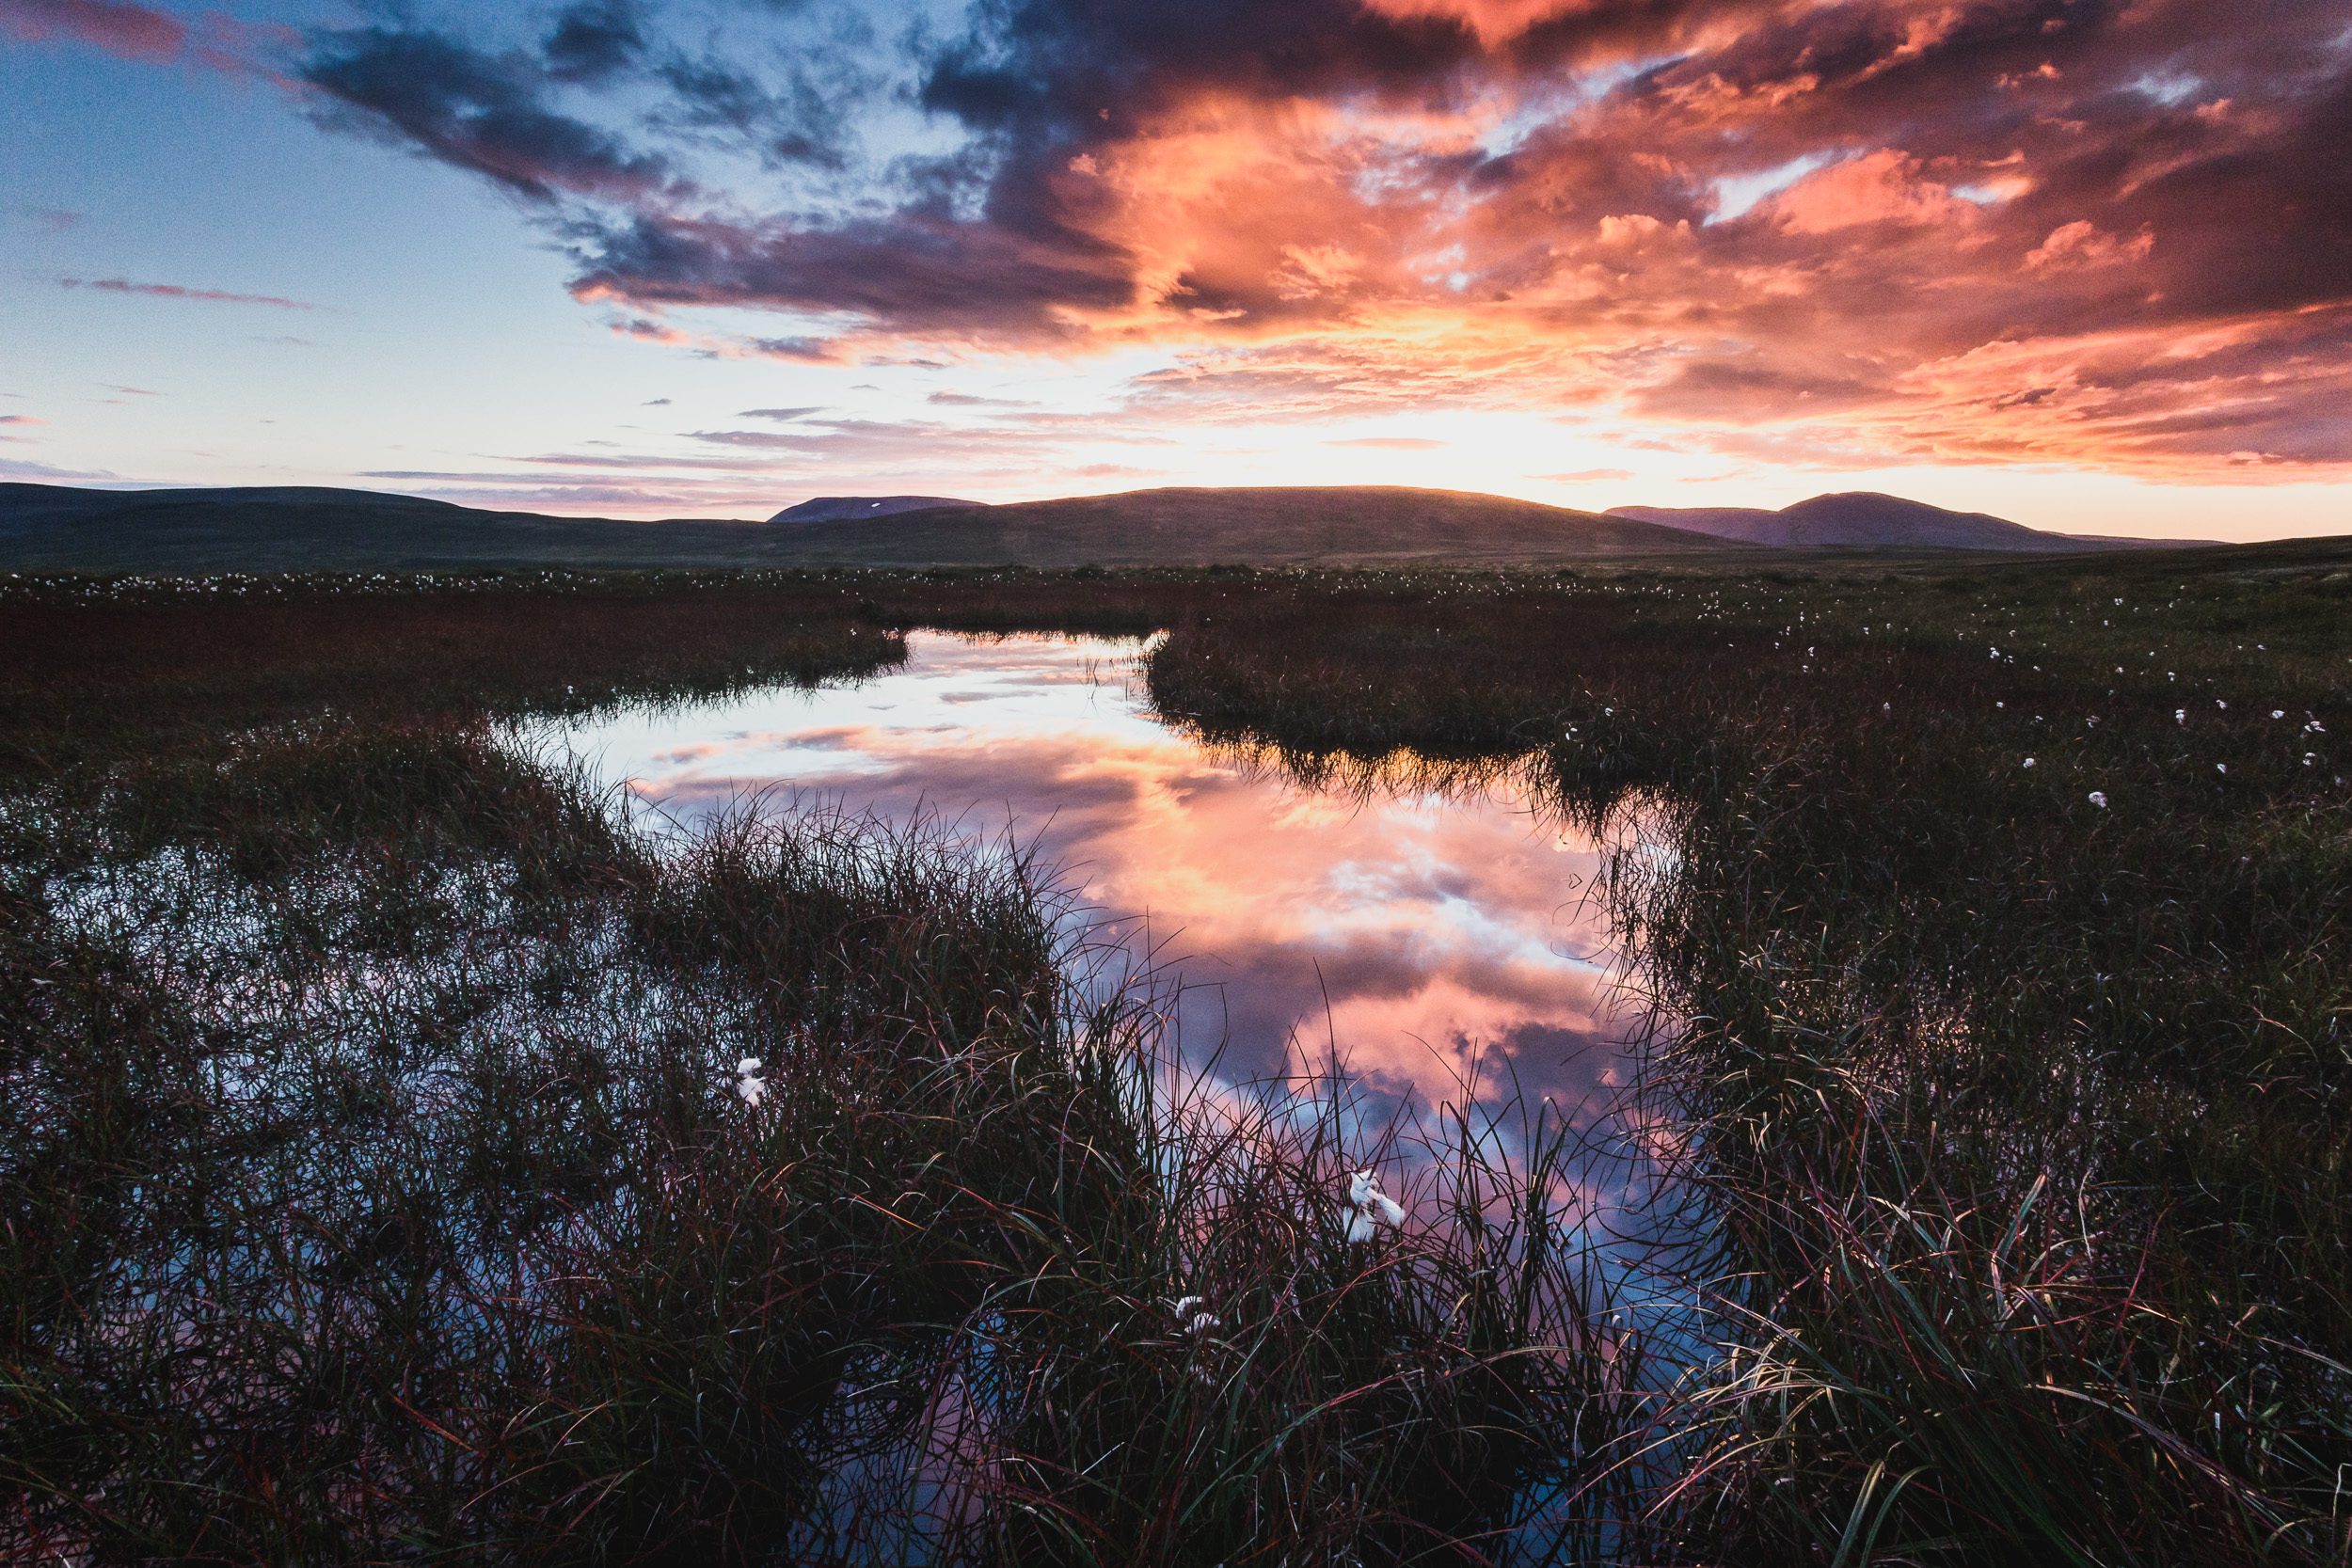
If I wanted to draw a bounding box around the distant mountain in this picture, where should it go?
[1608,492,2194,551]
[749,486,1741,566]
[0,484,779,574]
[0,483,1735,572]
[769,495,979,524]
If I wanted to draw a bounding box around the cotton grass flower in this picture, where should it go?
[2022,757,2036,768]
[735,1056,768,1107]
[1343,1169,1406,1243]
[1170,1295,1221,1337]
[2088,791,2107,809]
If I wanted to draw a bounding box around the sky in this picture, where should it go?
[2,0,2347,540]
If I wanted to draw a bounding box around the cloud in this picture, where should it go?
[246,0,2352,483]
[2,0,287,75]
[2025,220,2157,273]
[739,405,824,421]
[1534,467,1632,483]
[0,0,183,61]
[929,390,1039,408]
[1326,436,1446,451]
[302,24,680,204]
[543,1,644,85]
[0,454,115,481]
[59,277,314,309]
[0,415,46,426]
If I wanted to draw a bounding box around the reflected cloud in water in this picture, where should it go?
[548,632,1653,1126]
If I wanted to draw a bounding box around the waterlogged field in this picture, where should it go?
[546,629,1660,1131]
[3,549,2349,1565]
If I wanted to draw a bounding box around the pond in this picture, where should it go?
[548,628,1667,1149]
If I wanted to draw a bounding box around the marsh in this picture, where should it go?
[4,556,2348,1564]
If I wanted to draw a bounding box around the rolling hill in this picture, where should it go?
[769,494,977,523]
[0,481,2217,574]
[752,487,1742,565]
[1608,491,2192,551]
[0,483,1737,572]
[0,485,787,574]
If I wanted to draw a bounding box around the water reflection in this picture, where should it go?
[550,631,1654,1130]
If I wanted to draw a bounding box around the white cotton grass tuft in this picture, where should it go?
[1169,1294,1221,1337]
[2022,756,2036,768]
[735,1056,768,1107]
[1342,1169,1406,1244]
[2088,791,2107,809]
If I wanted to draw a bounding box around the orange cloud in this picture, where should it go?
[1760,150,1977,234]
[284,0,2352,482]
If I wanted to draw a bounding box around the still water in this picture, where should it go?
[551,630,1660,1136]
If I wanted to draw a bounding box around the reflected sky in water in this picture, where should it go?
[548,631,1652,1127]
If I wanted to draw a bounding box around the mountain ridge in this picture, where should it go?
[0,482,1727,572]
[1609,491,2198,551]
[0,481,2217,572]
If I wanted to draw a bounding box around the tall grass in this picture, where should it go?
[8,555,2347,1561]
[1139,558,2352,1562]
[2,602,1648,1563]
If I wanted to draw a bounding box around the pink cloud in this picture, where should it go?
[0,0,183,61]
[59,277,313,309]
[211,0,2352,484]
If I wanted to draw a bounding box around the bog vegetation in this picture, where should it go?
[3,548,2347,1564]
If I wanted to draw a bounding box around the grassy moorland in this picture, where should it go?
[2,546,2348,1564]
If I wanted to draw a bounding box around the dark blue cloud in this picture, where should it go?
[303,25,676,203]
[544,0,645,83]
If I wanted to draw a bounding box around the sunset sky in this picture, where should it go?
[4,0,2347,538]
